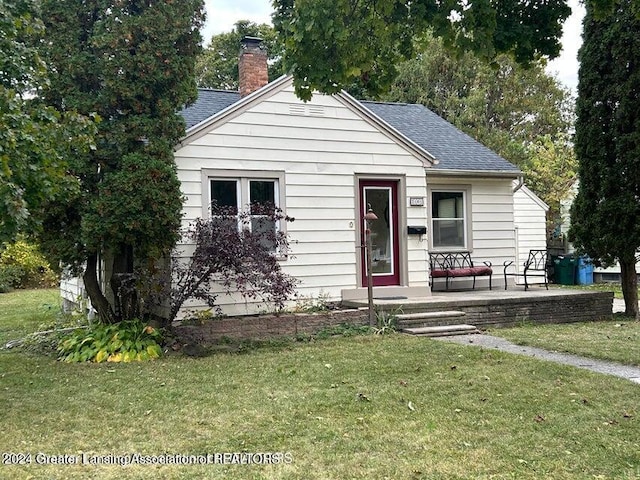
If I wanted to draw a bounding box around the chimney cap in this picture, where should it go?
[240,36,264,49]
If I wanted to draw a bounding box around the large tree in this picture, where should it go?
[273,0,572,100]
[196,20,284,90]
[384,36,576,233]
[0,0,94,244]
[37,0,205,323]
[570,0,640,317]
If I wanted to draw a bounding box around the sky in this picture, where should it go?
[202,0,585,93]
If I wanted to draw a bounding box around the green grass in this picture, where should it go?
[550,282,625,299]
[1,290,640,479]
[0,288,61,345]
[495,319,640,367]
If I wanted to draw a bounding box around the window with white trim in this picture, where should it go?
[431,190,467,249]
[208,174,283,252]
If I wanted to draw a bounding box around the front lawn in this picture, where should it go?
[1,290,639,479]
[0,288,60,345]
[495,319,640,367]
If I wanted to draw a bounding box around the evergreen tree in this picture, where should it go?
[38,0,205,323]
[570,0,640,317]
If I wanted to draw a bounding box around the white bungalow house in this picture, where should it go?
[171,37,533,316]
[62,37,548,317]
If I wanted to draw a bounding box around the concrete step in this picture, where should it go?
[403,324,480,337]
[397,310,466,321]
[396,310,467,328]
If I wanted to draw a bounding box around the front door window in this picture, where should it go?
[360,180,400,286]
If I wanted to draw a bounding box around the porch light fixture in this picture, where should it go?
[364,206,378,326]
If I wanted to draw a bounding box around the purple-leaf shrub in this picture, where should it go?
[169,203,297,321]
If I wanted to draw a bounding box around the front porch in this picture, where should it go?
[342,287,614,331]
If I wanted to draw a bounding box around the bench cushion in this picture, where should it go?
[469,266,493,275]
[431,269,449,278]
[431,266,492,277]
[446,266,492,277]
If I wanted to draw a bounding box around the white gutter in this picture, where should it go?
[513,174,525,192]
[425,169,522,179]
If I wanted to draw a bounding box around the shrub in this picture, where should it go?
[169,203,298,321]
[57,319,163,363]
[0,264,22,293]
[0,238,59,289]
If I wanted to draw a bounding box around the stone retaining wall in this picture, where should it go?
[394,291,614,329]
[172,291,614,346]
[173,309,369,346]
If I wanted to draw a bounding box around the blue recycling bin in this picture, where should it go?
[577,256,594,285]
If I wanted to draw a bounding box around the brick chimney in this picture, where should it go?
[239,36,268,97]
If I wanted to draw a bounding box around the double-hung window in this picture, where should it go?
[206,171,285,252]
[431,189,468,250]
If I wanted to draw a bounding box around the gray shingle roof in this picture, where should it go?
[180,89,519,173]
[182,89,240,129]
[361,101,519,172]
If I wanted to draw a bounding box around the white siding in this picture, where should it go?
[60,274,84,306]
[427,176,518,289]
[513,185,548,284]
[59,273,93,315]
[175,82,430,316]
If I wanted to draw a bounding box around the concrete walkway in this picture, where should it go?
[435,333,640,384]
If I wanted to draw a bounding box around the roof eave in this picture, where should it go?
[426,168,522,179]
[177,75,292,148]
[334,91,438,168]
[519,184,550,211]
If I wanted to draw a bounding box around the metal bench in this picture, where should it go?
[503,249,549,290]
[429,252,493,291]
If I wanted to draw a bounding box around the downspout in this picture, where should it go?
[512,174,525,193]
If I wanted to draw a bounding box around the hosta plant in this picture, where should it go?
[57,319,162,363]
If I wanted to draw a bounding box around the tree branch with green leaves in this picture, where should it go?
[273,0,571,100]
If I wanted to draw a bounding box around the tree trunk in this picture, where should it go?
[619,258,639,319]
[109,244,138,321]
[83,252,116,324]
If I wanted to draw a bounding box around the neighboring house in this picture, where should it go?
[560,180,639,282]
[62,37,543,318]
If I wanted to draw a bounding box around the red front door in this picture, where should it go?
[360,180,400,287]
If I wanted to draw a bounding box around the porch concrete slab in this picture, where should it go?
[344,286,613,309]
[435,333,640,384]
